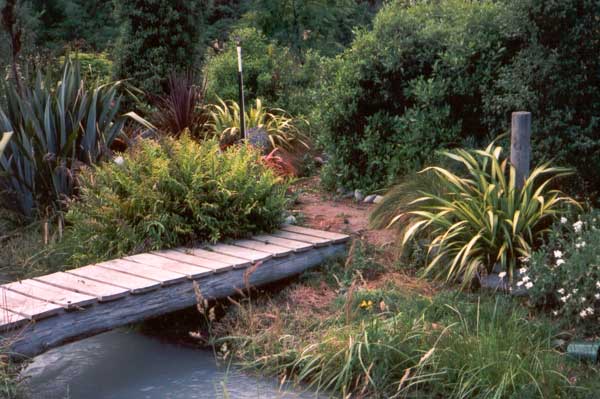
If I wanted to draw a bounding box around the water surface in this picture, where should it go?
[22,329,323,399]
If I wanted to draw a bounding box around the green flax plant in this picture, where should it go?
[371,142,577,285]
[207,98,310,152]
[0,59,134,218]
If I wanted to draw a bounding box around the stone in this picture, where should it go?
[373,195,384,204]
[354,190,364,202]
[284,215,297,225]
[363,194,377,203]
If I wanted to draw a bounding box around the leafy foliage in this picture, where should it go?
[207,98,310,152]
[0,59,130,217]
[203,27,328,117]
[0,131,11,157]
[61,134,287,266]
[528,211,600,333]
[58,51,113,84]
[317,0,600,193]
[114,0,203,95]
[371,143,577,284]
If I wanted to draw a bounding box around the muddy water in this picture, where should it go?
[21,329,323,399]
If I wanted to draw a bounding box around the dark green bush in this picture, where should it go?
[61,134,288,266]
[317,0,600,193]
[114,0,203,95]
[203,27,328,117]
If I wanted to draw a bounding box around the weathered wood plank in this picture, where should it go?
[3,280,96,309]
[250,234,313,252]
[97,259,188,286]
[270,230,331,247]
[34,272,129,302]
[67,265,161,294]
[0,309,28,331]
[4,242,348,358]
[231,239,294,257]
[280,225,350,243]
[208,243,272,263]
[0,287,63,320]
[124,253,213,279]
[176,247,251,268]
[153,249,234,273]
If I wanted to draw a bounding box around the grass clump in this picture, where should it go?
[60,134,288,266]
[212,245,594,399]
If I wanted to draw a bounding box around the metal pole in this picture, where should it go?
[510,111,532,189]
[236,41,246,140]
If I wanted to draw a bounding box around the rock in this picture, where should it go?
[284,215,297,225]
[337,187,346,195]
[363,194,377,203]
[247,127,270,154]
[354,189,364,202]
[343,190,354,199]
[373,195,384,204]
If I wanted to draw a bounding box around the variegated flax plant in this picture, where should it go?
[371,141,579,286]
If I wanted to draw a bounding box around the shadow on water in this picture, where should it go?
[20,329,324,399]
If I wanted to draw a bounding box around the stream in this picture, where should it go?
[20,329,324,399]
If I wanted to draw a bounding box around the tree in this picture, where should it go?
[114,0,205,96]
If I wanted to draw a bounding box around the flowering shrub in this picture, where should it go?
[528,211,600,331]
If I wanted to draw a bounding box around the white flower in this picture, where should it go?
[516,281,524,287]
[595,293,600,299]
[519,267,528,274]
[557,288,565,295]
[586,307,594,315]
[576,242,586,249]
[581,297,587,302]
[522,276,530,282]
[114,156,125,166]
[525,282,533,289]
[554,250,563,259]
[498,272,507,279]
[560,217,568,224]
[573,289,579,294]
[573,220,583,233]
[596,281,600,289]
[560,294,571,303]
[519,256,530,264]
[580,309,588,318]
[552,310,559,316]
[556,259,565,266]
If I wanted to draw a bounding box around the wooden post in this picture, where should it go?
[510,111,531,189]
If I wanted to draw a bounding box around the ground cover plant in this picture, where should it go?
[59,134,288,266]
[371,142,577,284]
[528,211,600,334]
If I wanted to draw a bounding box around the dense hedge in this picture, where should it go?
[61,135,287,266]
[317,0,600,193]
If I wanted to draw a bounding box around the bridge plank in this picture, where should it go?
[250,235,313,252]
[3,280,96,309]
[231,239,294,257]
[34,272,129,302]
[67,266,161,294]
[97,259,188,286]
[208,243,273,263]
[124,253,213,279]
[0,308,28,330]
[176,248,251,268]
[270,230,331,247]
[153,250,234,273]
[0,287,63,320]
[280,225,350,243]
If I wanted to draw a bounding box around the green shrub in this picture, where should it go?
[528,211,600,333]
[114,0,203,95]
[0,59,134,217]
[370,142,577,285]
[317,0,600,193]
[58,52,113,84]
[203,27,328,118]
[61,134,287,266]
[317,0,514,192]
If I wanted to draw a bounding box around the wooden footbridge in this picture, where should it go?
[0,225,350,359]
